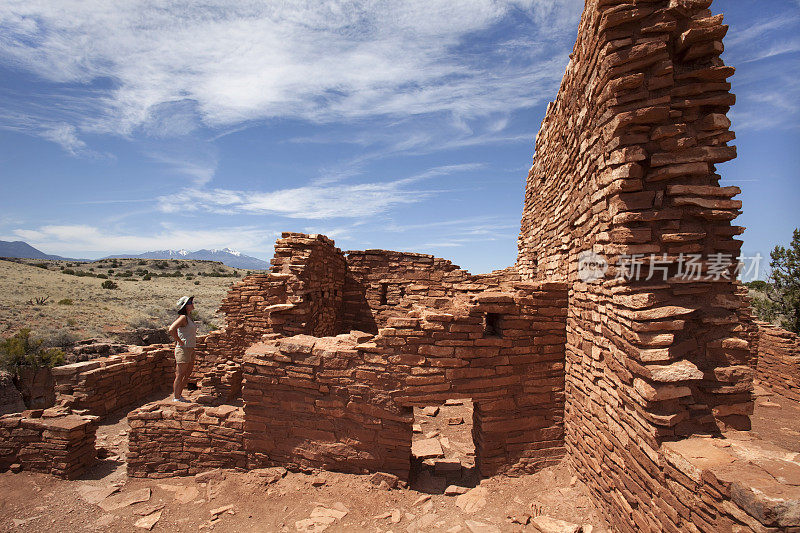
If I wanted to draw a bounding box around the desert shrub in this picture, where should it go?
[138,260,147,265]
[185,275,194,280]
[63,269,75,275]
[58,298,74,305]
[107,269,114,274]
[101,280,118,290]
[194,281,200,285]
[143,274,152,281]
[155,261,169,270]
[34,262,49,269]
[96,273,108,279]
[40,329,78,349]
[0,329,65,373]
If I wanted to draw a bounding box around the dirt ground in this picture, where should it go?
[0,258,241,341]
[0,395,606,533]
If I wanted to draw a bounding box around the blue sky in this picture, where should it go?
[0,0,798,275]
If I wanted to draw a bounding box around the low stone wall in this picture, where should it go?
[658,436,798,531]
[0,411,97,479]
[756,323,800,402]
[52,344,175,418]
[127,400,245,478]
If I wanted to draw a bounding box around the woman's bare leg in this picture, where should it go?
[174,362,189,399]
[181,358,195,391]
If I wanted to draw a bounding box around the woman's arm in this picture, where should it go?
[168,315,188,345]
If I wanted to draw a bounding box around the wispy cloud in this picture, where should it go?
[6,224,278,256]
[157,163,482,219]
[0,0,581,152]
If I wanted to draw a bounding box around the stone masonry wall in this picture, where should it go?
[514,0,775,530]
[127,401,245,478]
[52,344,175,418]
[242,281,567,480]
[0,411,97,479]
[343,250,520,333]
[755,322,800,402]
[191,233,347,384]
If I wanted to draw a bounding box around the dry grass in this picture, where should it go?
[0,258,253,342]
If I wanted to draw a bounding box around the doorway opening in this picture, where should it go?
[410,399,478,493]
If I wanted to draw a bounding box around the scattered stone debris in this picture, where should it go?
[295,503,349,532]
[369,471,399,489]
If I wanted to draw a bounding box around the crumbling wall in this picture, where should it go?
[52,344,175,417]
[243,281,567,479]
[191,233,347,385]
[755,322,800,402]
[343,250,520,333]
[0,411,97,479]
[0,371,25,416]
[127,401,245,478]
[515,0,769,530]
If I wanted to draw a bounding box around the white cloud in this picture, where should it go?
[0,0,581,143]
[8,224,278,256]
[158,163,482,219]
[38,123,87,155]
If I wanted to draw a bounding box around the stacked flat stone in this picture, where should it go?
[52,345,175,417]
[127,401,245,478]
[343,250,521,334]
[242,282,568,479]
[512,0,781,530]
[755,322,800,402]
[0,411,97,479]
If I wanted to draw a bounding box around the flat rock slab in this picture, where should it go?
[530,515,582,533]
[412,438,444,459]
[456,486,487,513]
[98,488,151,512]
[134,510,162,530]
[465,519,501,533]
[422,406,440,417]
[77,484,120,505]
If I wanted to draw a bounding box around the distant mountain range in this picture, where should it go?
[0,240,269,270]
[0,240,78,261]
[103,248,269,270]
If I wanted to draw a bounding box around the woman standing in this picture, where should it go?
[168,295,197,402]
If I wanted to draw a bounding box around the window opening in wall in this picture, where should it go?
[379,283,389,305]
[410,400,477,493]
[483,313,501,338]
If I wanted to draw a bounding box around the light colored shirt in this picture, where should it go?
[177,315,197,348]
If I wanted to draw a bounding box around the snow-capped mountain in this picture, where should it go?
[104,248,269,270]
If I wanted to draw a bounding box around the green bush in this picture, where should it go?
[0,329,65,373]
[746,280,768,291]
[34,263,49,269]
[101,280,119,290]
[63,269,75,275]
[57,298,74,305]
[143,274,152,281]
[194,280,200,285]
[96,273,108,279]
